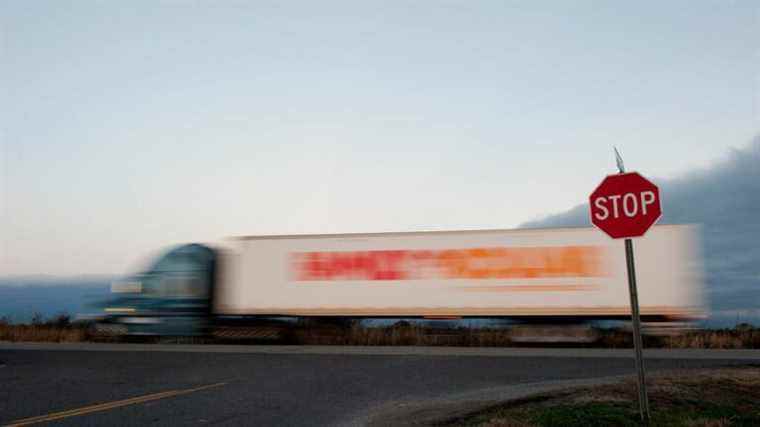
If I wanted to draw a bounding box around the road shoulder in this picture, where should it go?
[3,342,760,359]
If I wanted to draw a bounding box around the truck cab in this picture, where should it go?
[98,244,216,336]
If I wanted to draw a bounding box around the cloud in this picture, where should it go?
[521,136,760,323]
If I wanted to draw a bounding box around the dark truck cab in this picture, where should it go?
[99,244,216,336]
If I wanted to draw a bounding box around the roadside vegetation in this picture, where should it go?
[1,314,759,348]
[0,313,86,342]
[441,366,760,427]
[596,323,760,350]
[285,321,760,348]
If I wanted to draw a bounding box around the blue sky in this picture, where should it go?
[1,1,758,275]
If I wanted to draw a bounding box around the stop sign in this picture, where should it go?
[589,172,661,239]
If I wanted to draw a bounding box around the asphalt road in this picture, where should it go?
[1,344,759,427]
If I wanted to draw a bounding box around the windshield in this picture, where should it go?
[141,245,214,299]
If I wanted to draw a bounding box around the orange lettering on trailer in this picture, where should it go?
[292,246,606,281]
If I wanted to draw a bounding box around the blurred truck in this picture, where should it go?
[97,224,704,337]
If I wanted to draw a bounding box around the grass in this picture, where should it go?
[442,367,760,427]
[0,313,87,342]
[284,322,760,349]
[595,324,760,350]
[663,325,760,349]
[1,314,759,349]
[284,321,515,346]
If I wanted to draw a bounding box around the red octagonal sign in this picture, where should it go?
[589,172,662,239]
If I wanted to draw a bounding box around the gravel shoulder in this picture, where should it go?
[3,342,760,359]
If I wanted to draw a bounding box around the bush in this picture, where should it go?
[30,312,44,326]
[47,313,72,328]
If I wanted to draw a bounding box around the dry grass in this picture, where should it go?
[288,323,760,349]
[0,323,87,342]
[285,322,515,346]
[445,367,760,427]
[0,313,88,342]
[683,419,732,427]
[663,325,760,349]
[480,420,536,427]
[1,314,759,349]
[594,324,760,350]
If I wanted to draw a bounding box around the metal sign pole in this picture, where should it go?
[625,238,651,423]
[614,147,651,423]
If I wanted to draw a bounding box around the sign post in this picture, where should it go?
[624,236,649,423]
[589,150,661,423]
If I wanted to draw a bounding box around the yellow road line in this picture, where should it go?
[4,382,227,427]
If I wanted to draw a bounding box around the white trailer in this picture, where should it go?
[213,224,704,321]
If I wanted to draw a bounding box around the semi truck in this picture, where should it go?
[97,224,704,337]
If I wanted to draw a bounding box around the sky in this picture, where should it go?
[1,1,758,276]
[524,137,760,322]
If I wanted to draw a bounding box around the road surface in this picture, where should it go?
[2,344,759,426]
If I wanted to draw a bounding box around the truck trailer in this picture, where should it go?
[98,224,704,336]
